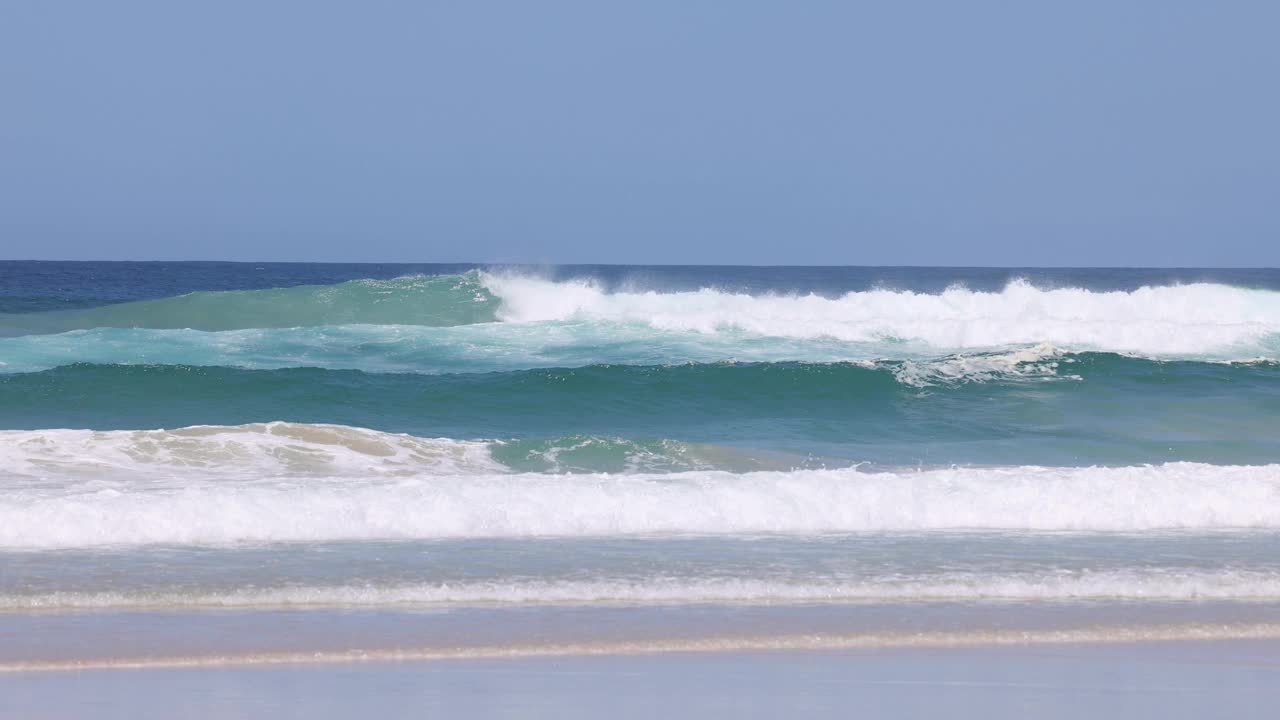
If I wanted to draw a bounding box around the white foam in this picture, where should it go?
[9,569,1280,611]
[4,461,1280,548]
[890,342,1073,387]
[0,422,503,480]
[483,274,1280,358]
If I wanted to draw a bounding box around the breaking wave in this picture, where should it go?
[485,273,1280,359]
[1,272,1277,361]
[3,457,1280,548]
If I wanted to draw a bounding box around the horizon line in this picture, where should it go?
[2,259,1278,271]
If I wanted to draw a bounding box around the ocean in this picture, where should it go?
[3,262,1280,670]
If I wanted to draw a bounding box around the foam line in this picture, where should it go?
[4,458,1280,547]
[9,570,1280,611]
[5,624,1280,673]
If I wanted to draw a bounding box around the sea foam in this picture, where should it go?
[3,446,1280,547]
[485,274,1280,358]
[0,423,503,479]
[9,569,1280,610]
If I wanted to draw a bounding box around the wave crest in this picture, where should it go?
[484,273,1280,358]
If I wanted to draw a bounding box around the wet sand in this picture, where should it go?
[3,639,1278,719]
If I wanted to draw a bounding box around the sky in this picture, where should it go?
[1,1,1277,266]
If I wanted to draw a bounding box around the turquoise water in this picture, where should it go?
[3,262,1280,664]
[2,357,1279,467]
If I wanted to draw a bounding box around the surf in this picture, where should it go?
[483,273,1280,358]
[4,460,1280,548]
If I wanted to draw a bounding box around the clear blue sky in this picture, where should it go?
[2,1,1277,265]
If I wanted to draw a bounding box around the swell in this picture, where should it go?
[1,272,1278,360]
[0,273,499,335]
[0,321,885,375]
[2,323,1274,377]
[2,359,1279,466]
[3,462,1280,548]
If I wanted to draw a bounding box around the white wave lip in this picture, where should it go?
[4,459,1280,548]
[10,569,1280,610]
[484,274,1280,358]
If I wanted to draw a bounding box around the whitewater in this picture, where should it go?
[4,457,1280,548]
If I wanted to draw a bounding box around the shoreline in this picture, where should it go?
[7,621,1280,673]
